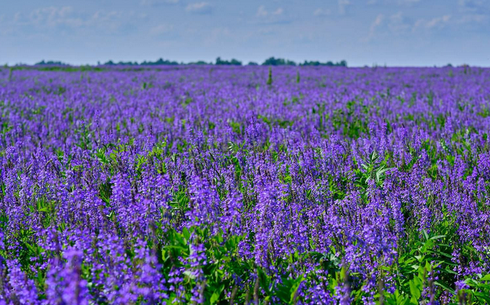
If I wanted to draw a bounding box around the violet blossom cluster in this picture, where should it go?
[0,65,489,303]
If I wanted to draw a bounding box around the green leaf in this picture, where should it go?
[275,276,303,303]
[409,277,422,303]
[429,235,445,241]
[434,281,454,294]
[182,227,190,241]
[289,278,303,303]
[209,285,224,304]
[473,291,490,303]
[258,268,271,294]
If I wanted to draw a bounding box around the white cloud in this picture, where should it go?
[257,6,284,17]
[365,14,384,41]
[257,6,268,17]
[458,14,488,24]
[3,7,144,36]
[364,10,477,43]
[338,0,350,15]
[365,12,412,41]
[185,2,212,14]
[272,8,284,16]
[388,12,411,33]
[313,8,331,16]
[141,0,180,5]
[414,15,451,29]
[25,7,82,28]
[150,24,173,35]
[414,13,487,30]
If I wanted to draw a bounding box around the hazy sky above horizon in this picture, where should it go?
[1,0,489,66]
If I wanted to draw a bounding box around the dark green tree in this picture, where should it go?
[215,57,242,66]
[262,57,296,66]
[35,60,68,66]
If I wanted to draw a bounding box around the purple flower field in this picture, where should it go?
[1,65,490,304]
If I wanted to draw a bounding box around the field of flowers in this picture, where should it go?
[1,65,490,304]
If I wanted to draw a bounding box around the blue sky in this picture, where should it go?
[1,0,489,66]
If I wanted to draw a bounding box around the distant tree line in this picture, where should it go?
[35,60,69,66]
[35,57,348,67]
[299,60,347,67]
